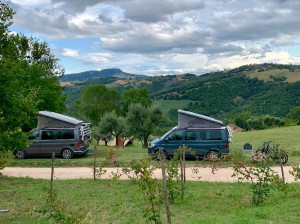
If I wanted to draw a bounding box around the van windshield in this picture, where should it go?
[161,127,177,139]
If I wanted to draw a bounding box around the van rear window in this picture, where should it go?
[206,130,222,140]
[185,130,222,140]
[41,130,74,140]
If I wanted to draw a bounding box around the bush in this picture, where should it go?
[0,150,13,171]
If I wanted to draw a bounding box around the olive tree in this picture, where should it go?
[98,111,126,146]
[127,104,164,148]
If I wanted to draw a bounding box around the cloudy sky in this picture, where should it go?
[4,0,300,75]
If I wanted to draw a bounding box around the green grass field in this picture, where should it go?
[246,69,300,83]
[1,176,300,224]
[1,126,300,223]
[8,125,300,167]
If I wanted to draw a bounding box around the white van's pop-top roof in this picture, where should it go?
[177,110,223,128]
[37,111,84,129]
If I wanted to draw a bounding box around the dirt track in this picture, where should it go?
[1,166,297,182]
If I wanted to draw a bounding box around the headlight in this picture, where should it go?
[148,143,155,148]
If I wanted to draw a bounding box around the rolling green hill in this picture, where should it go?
[62,63,300,125]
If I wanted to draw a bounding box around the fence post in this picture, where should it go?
[159,148,171,224]
[50,152,55,207]
[280,163,285,183]
[93,146,97,180]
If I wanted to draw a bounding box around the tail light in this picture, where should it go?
[77,141,82,147]
[226,143,230,150]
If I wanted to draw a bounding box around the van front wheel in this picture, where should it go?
[62,149,73,159]
[15,150,27,159]
[154,149,169,160]
[206,151,220,161]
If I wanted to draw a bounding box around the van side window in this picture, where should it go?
[41,130,74,140]
[185,131,198,140]
[167,130,182,140]
[206,130,222,140]
[41,131,51,140]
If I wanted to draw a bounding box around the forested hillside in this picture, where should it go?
[62,63,300,126]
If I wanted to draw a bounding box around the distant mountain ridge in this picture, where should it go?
[59,68,145,82]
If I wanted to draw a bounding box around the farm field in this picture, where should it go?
[1,177,300,224]
[8,125,300,168]
[246,69,300,83]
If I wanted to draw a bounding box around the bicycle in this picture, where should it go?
[272,144,289,165]
[256,141,288,165]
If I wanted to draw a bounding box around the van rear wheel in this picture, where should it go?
[62,149,73,159]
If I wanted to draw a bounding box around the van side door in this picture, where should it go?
[39,130,62,155]
[183,130,206,157]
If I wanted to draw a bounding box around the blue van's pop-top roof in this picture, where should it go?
[177,110,223,128]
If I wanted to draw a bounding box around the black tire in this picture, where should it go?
[274,152,288,165]
[154,149,168,161]
[61,148,73,159]
[15,150,27,159]
[256,149,263,154]
[206,151,220,161]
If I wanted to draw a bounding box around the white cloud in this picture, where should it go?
[9,0,50,8]
[62,48,79,57]
[81,53,112,64]
[5,0,300,75]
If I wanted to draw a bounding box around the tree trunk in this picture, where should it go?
[143,136,148,148]
[115,135,119,147]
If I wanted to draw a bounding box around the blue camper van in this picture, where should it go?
[148,110,232,160]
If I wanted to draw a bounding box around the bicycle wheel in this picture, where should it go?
[274,152,288,165]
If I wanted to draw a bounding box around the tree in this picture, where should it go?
[91,125,111,146]
[127,104,164,148]
[0,2,65,151]
[76,85,121,126]
[122,88,152,114]
[234,112,251,130]
[287,106,300,124]
[98,111,126,146]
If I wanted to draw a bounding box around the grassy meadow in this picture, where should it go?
[246,69,300,83]
[1,125,300,224]
[8,125,300,167]
[1,176,300,224]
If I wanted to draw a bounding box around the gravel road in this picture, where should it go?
[1,166,297,182]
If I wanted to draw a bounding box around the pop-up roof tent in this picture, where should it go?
[37,111,85,129]
[177,110,223,128]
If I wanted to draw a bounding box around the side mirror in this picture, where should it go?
[29,136,35,140]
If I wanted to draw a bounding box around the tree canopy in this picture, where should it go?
[122,88,152,114]
[127,104,164,148]
[98,111,127,146]
[0,2,65,151]
[75,84,121,126]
